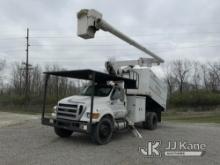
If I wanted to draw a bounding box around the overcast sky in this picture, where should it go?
[0,0,220,80]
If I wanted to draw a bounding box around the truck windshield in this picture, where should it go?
[81,85,112,97]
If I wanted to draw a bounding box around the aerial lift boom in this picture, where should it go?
[77,9,164,65]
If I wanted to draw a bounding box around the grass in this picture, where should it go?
[162,110,220,123]
[168,90,220,108]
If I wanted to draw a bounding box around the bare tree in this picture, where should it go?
[44,64,77,99]
[11,63,25,95]
[0,59,6,93]
[201,64,210,90]
[207,62,220,91]
[191,61,202,90]
[164,62,177,95]
[172,60,191,93]
[0,59,5,70]
[30,65,42,96]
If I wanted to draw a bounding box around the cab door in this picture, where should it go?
[109,87,127,119]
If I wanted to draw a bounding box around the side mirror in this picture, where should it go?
[110,94,116,101]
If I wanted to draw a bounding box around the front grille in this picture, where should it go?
[57,103,79,120]
[58,108,77,113]
[59,103,77,108]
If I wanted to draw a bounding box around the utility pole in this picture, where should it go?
[25,28,30,102]
[20,28,32,103]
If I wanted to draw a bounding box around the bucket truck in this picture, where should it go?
[41,9,167,145]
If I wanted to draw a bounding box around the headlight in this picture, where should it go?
[52,105,57,118]
[53,105,57,113]
[87,112,100,119]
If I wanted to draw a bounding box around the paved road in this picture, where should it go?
[0,112,220,165]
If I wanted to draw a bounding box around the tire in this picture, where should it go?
[143,112,158,130]
[54,127,73,137]
[91,117,114,145]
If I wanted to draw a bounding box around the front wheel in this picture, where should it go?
[143,112,158,130]
[54,127,73,137]
[91,117,114,145]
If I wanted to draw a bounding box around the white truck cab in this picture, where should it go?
[55,84,127,124]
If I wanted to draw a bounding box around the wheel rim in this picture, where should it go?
[99,121,111,140]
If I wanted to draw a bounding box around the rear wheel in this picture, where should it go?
[91,117,114,145]
[54,127,73,137]
[143,112,158,130]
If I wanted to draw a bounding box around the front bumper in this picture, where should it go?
[42,118,90,133]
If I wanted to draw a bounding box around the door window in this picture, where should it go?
[111,87,124,102]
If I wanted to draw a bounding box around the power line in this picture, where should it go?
[0,37,25,40]
[1,30,220,39]
[2,43,220,54]
[29,41,220,47]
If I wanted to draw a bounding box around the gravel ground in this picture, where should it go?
[0,112,220,165]
[0,112,38,128]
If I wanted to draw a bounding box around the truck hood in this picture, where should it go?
[58,95,108,105]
